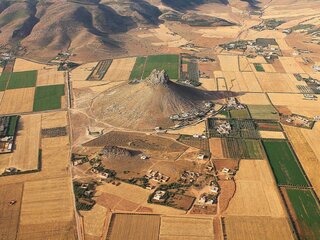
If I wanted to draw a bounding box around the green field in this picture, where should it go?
[262,140,309,186]
[142,54,180,79]
[7,70,37,89]
[229,109,251,119]
[33,84,65,112]
[0,72,10,91]
[226,138,263,159]
[129,57,146,80]
[7,115,19,136]
[248,105,279,120]
[286,188,320,240]
[253,63,265,72]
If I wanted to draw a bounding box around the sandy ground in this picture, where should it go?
[102,58,136,81]
[259,131,286,139]
[284,125,320,197]
[70,62,98,81]
[9,114,41,171]
[225,160,286,217]
[37,69,65,86]
[160,216,214,240]
[0,88,35,114]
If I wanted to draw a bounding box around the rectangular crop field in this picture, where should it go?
[33,84,65,111]
[160,216,214,239]
[129,57,147,80]
[103,58,136,81]
[142,55,179,79]
[226,138,264,159]
[7,71,37,89]
[255,121,283,131]
[107,214,160,240]
[223,216,295,240]
[0,88,35,114]
[285,188,320,240]
[0,183,23,240]
[248,105,279,120]
[37,69,65,86]
[262,140,309,186]
[229,109,251,119]
[253,63,265,72]
[0,72,10,91]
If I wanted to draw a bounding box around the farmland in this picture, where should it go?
[142,54,180,79]
[225,138,264,159]
[33,84,65,111]
[107,214,160,240]
[262,140,309,186]
[247,105,279,120]
[285,188,320,240]
[7,71,37,89]
[129,57,147,80]
[103,58,136,81]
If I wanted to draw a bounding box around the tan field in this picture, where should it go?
[239,93,270,105]
[200,78,217,91]
[81,204,110,239]
[0,183,23,240]
[279,57,305,73]
[259,131,286,139]
[18,177,76,239]
[301,123,320,165]
[225,160,286,217]
[70,62,98,81]
[102,58,136,81]
[196,26,242,39]
[223,71,262,92]
[108,214,160,240]
[284,125,320,197]
[218,55,239,72]
[240,72,263,92]
[223,216,295,240]
[9,114,41,171]
[247,56,267,64]
[0,91,4,102]
[160,216,214,240]
[167,121,206,135]
[261,64,276,73]
[268,93,320,116]
[0,88,35,114]
[37,69,65,86]
[13,58,50,71]
[255,72,300,93]
[210,138,227,159]
[41,111,68,129]
[239,56,252,72]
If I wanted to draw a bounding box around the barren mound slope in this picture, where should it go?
[90,70,215,130]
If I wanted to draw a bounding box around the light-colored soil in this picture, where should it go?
[268,93,320,116]
[261,64,276,73]
[239,93,270,105]
[223,216,295,240]
[240,72,263,92]
[70,62,98,81]
[259,131,285,139]
[279,57,305,73]
[37,69,65,86]
[108,214,160,240]
[10,114,41,171]
[255,72,301,93]
[18,177,76,239]
[225,160,286,217]
[13,58,49,72]
[0,88,35,114]
[284,125,320,197]
[102,58,136,81]
[200,78,217,91]
[239,56,252,72]
[0,183,23,240]
[81,204,110,238]
[247,56,267,64]
[210,138,226,159]
[41,111,68,129]
[160,216,214,240]
[218,55,239,72]
[167,121,206,135]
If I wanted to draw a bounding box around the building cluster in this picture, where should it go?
[145,170,170,183]
[281,114,315,129]
[215,121,231,135]
[0,116,18,154]
[227,97,245,110]
[178,170,200,184]
[152,190,168,202]
[252,19,285,31]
